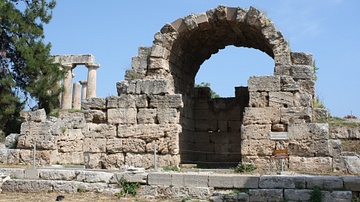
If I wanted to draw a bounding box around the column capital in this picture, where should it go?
[85,63,100,69]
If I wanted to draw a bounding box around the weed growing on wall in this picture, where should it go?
[116,177,140,197]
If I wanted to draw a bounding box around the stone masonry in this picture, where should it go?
[1,5,359,174]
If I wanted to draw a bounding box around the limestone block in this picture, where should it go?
[28,109,47,122]
[241,124,271,140]
[107,108,137,125]
[137,108,157,124]
[280,107,312,124]
[243,107,281,125]
[336,155,360,175]
[290,65,314,80]
[122,138,146,153]
[259,176,305,189]
[147,173,172,186]
[83,138,106,153]
[146,134,179,155]
[20,122,52,136]
[39,170,77,180]
[125,153,180,169]
[287,139,330,157]
[57,130,83,152]
[269,92,294,107]
[299,79,315,96]
[343,176,360,191]
[249,189,283,202]
[17,134,57,150]
[208,174,259,188]
[131,55,148,71]
[83,123,116,139]
[84,152,104,169]
[329,139,342,157]
[306,176,343,190]
[0,149,20,164]
[117,124,181,141]
[150,44,170,59]
[170,18,189,34]
[274,65,290,76]
[110,172,147,184]
[60,113,86,129]
[2,179,54,192]
[313,108,329,123]
[241,139,274,156]
[280,76,300,91]
[107,94,145,109]
[149,94,183,108]
[284,189,313,201]
[56,152,84,165]
[157,108,179,124]
[81,97,106,110]
[18,150,57,166]
[76,170,113,183]
[330,126,360,139]
[84,110,106,123]
[324,191,352,202]
[290,52,313,65]
[249,91,268,107]
[116,80,128,95]
[235,7,248,23]
[248,76,281,92]
[52,180,82,193]
[101,153,125,170]
[241,156,276,172]
[288,123,329,140]
[293,92,312,107]
[182,173,209,187]
[127,79,172,95]
[289,156,332,173]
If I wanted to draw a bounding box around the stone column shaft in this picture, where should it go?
[79,80,87,100]
[61,65,73,109]
[72,82,81,110]
[86,64,99,98]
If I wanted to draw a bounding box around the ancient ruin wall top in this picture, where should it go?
[121,5,314,96]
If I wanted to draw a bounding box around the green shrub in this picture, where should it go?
[116,177,140,197]
[310,186,322,202]
[234,163,256,173]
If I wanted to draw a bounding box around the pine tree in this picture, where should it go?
[0,0,64,134]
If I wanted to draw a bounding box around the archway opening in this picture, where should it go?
[180,45,274,168]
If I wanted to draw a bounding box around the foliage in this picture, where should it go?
[329,116,360,128]
[234,163,256,173]
[309,186,322,202]
[162,165,180,172]
[313,96,326,109]
[116,177,140,197]
[195,82,220,98]
[0,0,65,134]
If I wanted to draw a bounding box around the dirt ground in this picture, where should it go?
[0,192,175,202]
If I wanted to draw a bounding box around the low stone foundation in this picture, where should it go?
[1,168,359,201]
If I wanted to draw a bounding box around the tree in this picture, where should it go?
[195,82,220,98]
[0,0,64,134]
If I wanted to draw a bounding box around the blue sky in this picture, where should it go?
[44,0,360,118]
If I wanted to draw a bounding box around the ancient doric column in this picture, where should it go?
[61,65,74,109]
[72,82,81,110]
[85,64,99,98]
[79,80,87,100]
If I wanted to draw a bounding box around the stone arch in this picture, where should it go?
[120,5,319,169]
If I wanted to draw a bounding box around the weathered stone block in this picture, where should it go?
[107,108,137,124]
[127,79,172,95]
[81,98,106,110]
[20,122,52,136]
[293,92,312,107]
[107,138,146,153]
[290,52,313,65]
[131,55,148,70]
[306,176,343,190]
[110,172,147,184]
[280,107,312,124]
[289,65,314,80]
[76,170,113,183]
[284,189,312,201]
[84,110,106,123]
[208,174,259,188]
[343,176,360,191]
[39,170,77,180]
[241,124,271,140]
[183,173,209,187]
[137,109,157,124]
[100,153,125,169]
[157,108,179,124]
[249,91,268,107]
[17,134,57,150]
[259,176,305,189]
[248,76,280,92]
[56,152,84,165]
[83,123,116,139]
[125,153,180,169]
[280,76,300,91]
[288,123,329,140]
[249,189,283,201]
[243,107,281,125]
[25,109,46,122]
[116,80,128,95]
[313,108,329,123]
[269,92,294,107]
[147,173,172,186]
[149,94,183,108]
[299,79,315,96]
[83,138,106,153]
[241,139,274,156]
[289,156,332,173]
